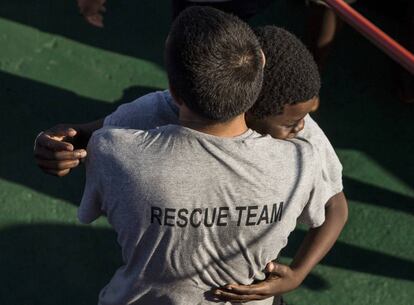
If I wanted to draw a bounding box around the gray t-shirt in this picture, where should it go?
[104,90,343,205]
[80,125,333,305]
[104,90,180,130]
[79,90,342,305]
[295,115,343,224]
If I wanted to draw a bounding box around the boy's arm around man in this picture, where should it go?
[214,186,348,302]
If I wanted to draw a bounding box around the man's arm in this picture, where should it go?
[213,192,348,303]
[34,119,104,177]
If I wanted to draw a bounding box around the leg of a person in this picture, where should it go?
[398,1,414,103]
[307,2,341,71]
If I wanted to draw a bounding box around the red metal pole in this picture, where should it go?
[323,0,414,74]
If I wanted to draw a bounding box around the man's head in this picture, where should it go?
[247,26,321,139]
[165,6,264,122]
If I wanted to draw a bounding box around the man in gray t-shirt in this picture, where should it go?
[79,7,339,305]
[80,123,330,305]
[34,17,348,303]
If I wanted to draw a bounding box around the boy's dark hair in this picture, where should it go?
[249,26,321,119]
[165,6,264,122]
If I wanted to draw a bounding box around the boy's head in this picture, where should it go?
[165,6,264,122]
[247,26,321,139]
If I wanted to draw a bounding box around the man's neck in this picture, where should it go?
[179,114,249,138]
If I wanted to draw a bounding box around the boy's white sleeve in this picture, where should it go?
[78,133,105,224]
[298,115,343,197]
[103,90,179,129]
[297,148,338,228]
[316,131,343,196]
[104,100,135,127]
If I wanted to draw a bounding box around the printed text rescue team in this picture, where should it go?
[151,202,284,228]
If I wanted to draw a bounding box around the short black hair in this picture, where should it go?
[165,6,264,122]
[249,26,321,119]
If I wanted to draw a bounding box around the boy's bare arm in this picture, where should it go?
[213,192,348,303]
[289,191,348,277]
[34,119,104,176]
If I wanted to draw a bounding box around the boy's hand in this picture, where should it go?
[34,124,87,177]
[212,262,304,303]
[77,0,106,28]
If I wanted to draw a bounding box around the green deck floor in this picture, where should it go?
[0,0,413,304]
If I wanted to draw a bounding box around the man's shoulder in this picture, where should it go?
[251,134,316,171]
[258,134,315,157]
[110,90,170,116]
[297,114,342,169]
[91,126,155,144]
[88,127,148,155]
[103,90,178,129]
[91,125,176,147]
[87,125,177,169]
[126,89,171,107]
[285,137,316,161]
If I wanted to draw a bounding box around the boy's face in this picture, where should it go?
[247,97,319,140]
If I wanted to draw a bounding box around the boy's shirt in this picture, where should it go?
[80,124,332,305]
[296,115,343,224]
[104,90,180,131]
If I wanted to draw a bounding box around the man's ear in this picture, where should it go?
[260,49,266,68]
[169,85,184,107]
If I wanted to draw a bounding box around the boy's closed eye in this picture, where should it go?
[247,97,319,140]
[284,121,301,128]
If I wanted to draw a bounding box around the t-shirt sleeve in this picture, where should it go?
[78,132,105,224]
[317,133,343,196]
[298,115,343,196]
[297,146,337,228]
[103,90,179,129]
[104,99,138,128]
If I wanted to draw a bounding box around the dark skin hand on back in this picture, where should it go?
[34,119,102,176]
